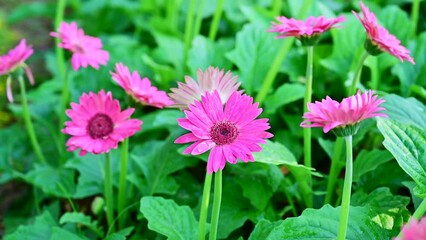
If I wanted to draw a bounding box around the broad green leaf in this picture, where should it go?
[227,23,281,94]
[248,219,283,240]
[152,31,184,77]
[382,94,426,129]
[253,140,301,168]
[59,212,103,237]
[50,227,83,240]
[264,83,305,114]
[7,2,55,23]
[377,118,426,197]
[104,227,134,240]
[4,211,57,240]
[142,54,178,89]
[187,36,233,75]
[352,187,410,234]
[140,109,183,133]
[140,196,197,240]
[266,205,392,239]
[353,149,393,182]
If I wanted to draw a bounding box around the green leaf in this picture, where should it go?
[4,211,57,240]
[104,227,134,240]
[377,118,426,197]
[59,212,103,237]
[248,219,283,240]
[226,23,281,94]
[264,83,305,114]
[382,94,426,129]
[353,149,393,182]
[253,140,303,168]
[266,205,392,239]
[140,196,197,240]
[50,227,84,240]
[7,2,55,23]
[140,109,183,133]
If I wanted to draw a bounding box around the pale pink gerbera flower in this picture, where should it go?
[269,15,345,45]
[353,2,415,64]
[175,90,273,173]
[301,90,387,136]
[394,217,426,240]
[110,63,173,108]
[62,90,142,156]
[51,21,110,71]
[169,67,241,109]
[0,39,35,102]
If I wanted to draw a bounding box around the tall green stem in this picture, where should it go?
[412,198,426,220]
[271,0,282,16]
[303,46,314,208]
[55,0,68,162]
[193,0,207,37]
[183,0,196,72]
[18,75,47,164]
[411,0,420,38]
[198,173,213,240]
[337,135,353,240]
[324,137,344,205]
[104,153,115,232]
[349,51,369,95]
[117,138,129,229]
[208,0,225,41]
[209,170,222,240]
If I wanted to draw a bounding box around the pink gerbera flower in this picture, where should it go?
[394,217,426,240]
[353,2,415,64]
[269,15,345,45]
[301,90,387,136]
[51,21,110,71]
[175,90,273,173]
[0,39,34,102]
[110,63,173,108]
[62,90,142,156]
[169,67,241,109]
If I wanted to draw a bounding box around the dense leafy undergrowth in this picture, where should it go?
[1,0,426,239]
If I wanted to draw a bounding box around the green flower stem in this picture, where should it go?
[282,179,298,216]
[208,0,225,41]
[104,152,115,232]
[349,51,369,95]
[18,75,47,164]
[324,137,344,205]
[412,198,426,220]
[411,0,420,38]
[209,170,222,240]
[55,0,68,163]
[337,135,353,240]
[271,0,282,16]
[117,138,129,230]
[193,0,206,37]
[255,0,312,105]
[303,46,314,208]
[183,0,196,71]
[198,173,213,240]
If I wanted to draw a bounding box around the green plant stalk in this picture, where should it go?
[104,153,115,232]
[209,170,222,240]
[117,138,129,229]
[183,0,196,71]
[303,46,314,208]
[369,57,379,90]
[337,135,353,240]
[193,0,207,37]
[57,182,77,212]
[255,0,312,105]
[18,75,47,164]
[282,179,298,216]
[412,198,426,220]
[198,173,213,240]
[55,0,68,162]
[349,51,369,95]
[208,0,225,41]
[324,137,344,205]
[271,0,282,16]
[411,0,420,38]
[166,0,178,31]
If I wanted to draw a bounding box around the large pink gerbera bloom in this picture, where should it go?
[394,217,426,240]
[51,21,110,71]
[301,90,387,136]
[0,39,35,102]
[62,90,142,156]
[353,2,415,64]
[269,15,345,45]
[175,90,273,173]
[169,67,241,109]
[110,63,173,108]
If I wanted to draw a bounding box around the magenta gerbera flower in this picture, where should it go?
[395,217,426,240]
[301,90,387,136]
[353,2,415,64]
[269,15,345,45]
[51,21,110,71]
[175,90,273,173]
[110,63,173,108]
[169,67,241,109]
[0,39,34,102]
[62,90,142,156]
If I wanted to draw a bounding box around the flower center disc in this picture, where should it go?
[87,113,114,139]
[210,120,238,145]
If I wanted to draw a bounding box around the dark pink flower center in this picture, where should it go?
[87,113,114,139]
[210,120,238,145]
